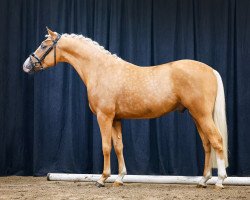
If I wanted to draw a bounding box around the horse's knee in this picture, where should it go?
[102,144,111,156]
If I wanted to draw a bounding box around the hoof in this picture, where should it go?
[95,181,105,188]
[113,181,123,187]
[215,184,224,189]
[196,183,207,188]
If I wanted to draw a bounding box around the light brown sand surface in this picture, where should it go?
[0,176,250,200]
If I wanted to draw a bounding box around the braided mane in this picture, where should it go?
[62,33,120,59]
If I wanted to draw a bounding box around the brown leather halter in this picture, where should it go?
[29,34,61,71]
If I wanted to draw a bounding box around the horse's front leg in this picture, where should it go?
[95,112,114,187]
[112,120,127,187]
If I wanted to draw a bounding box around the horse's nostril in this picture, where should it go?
[23,66,30,73]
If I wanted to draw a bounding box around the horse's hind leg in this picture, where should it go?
[194,121,212,188]
[196,116,227,188]
[112,120,127,186]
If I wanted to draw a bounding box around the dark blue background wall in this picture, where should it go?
[0,0,250,176]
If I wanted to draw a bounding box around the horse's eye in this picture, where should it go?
[41,44,47,49]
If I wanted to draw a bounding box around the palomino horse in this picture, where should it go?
[23,28,228,188]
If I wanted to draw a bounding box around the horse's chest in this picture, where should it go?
[88,102,96,114]
[87,87,115,114]
[87,92,100,114]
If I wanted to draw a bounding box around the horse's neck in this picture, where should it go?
[60,37,117,86]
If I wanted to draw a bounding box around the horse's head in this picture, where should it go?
[23,27,61,73]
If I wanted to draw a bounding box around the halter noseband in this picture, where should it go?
[29,34,61,71]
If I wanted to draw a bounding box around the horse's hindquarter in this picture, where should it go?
[170,60,217,117]
[115,64,179,119]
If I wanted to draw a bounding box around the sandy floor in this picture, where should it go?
[0,176,250,200]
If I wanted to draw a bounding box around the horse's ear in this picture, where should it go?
[46,26,57,40]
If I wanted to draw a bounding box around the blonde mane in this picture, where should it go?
[62,33,120,59]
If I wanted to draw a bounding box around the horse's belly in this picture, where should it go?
[115,98,178,119]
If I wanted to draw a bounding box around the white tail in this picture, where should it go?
[211,70,228,168]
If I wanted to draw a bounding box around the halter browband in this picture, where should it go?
[29,33,61,71]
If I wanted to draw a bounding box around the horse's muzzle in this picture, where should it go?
[23,57,34,74]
